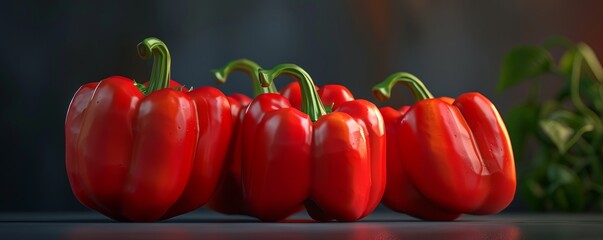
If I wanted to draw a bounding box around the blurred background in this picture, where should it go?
[1,0,603,212]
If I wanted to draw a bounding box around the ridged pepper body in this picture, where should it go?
[238,64,385,221]
[374,72,516,220]
[65,38,232,221]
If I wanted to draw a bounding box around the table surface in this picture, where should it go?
[1,209,602,240]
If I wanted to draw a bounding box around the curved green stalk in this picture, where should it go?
[258,64,327,122]
[137,37,171,94]
[212,59,278,96]
[372,72,434,102]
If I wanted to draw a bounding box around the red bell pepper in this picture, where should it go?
[65,37,233,221]
[206,59,278,215]
[372,72,516,220]
[237,64,385,221]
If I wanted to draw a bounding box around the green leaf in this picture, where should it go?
[539,120,572,153]
[539,110,594,154]
[523,178,546,211]
[577,43,603,82]
[547,163,574,185]
[498,46,554,92]
[520,158,551,211]
[542,36,573,50]
[589,152,603,186]
[559,48,577,77]
[539,100,563,118]
[564,154,590,172]
[546,164,585,211]
[559,44,603,93]
[580,80,603,115]
[504,103,539,157]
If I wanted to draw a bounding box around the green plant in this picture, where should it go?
[498,37,603,211]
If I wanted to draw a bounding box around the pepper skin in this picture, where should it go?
[281,82,354,111]
[206,59,278,215]
[65,38,232,221]
[238,64,385,222]
[373,72,516,220]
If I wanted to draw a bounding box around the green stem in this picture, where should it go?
[258,64,327,122]
[372,72,434,102]
[212,59,277,96]
[530,78,543,103]
[137,37,171,94]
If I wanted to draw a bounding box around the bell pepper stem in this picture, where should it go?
[212,59,278,96]
[372,72,434,102]
[258,64,327,122]
[137,37,171,94]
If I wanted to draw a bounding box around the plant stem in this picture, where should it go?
[212,59,278,96]
[258,64,327,122]
[137,37,171,93]
[372,72,434,102]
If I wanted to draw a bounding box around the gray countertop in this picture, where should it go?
[1,209,601,239]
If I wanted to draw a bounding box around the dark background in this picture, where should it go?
[1,0,603,212]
